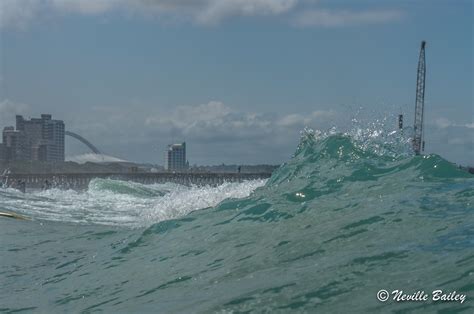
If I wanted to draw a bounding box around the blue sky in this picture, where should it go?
[0,0,472,165]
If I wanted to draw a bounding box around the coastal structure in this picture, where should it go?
[1,114,65,162]
[65,131,101,154]
[4,171,272,190]
[413,41,427,155]
[165,142,188,171]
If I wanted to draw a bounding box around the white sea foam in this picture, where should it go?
[0,179,266,228]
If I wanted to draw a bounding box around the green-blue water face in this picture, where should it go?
[1,132,473,313]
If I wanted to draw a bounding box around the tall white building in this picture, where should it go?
[165,142,188,171]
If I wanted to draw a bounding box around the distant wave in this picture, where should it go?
[66,153,127,164]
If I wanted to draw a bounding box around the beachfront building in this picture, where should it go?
[165,142,188,171]
[0,143,6,161]
[15,114,65,162]
[0,114,65,163]
[2,127,28,161]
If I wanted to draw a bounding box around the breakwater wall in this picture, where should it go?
[4,172,273,190]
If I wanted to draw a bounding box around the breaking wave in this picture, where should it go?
[1,127,473,313]
[0,178,267,227]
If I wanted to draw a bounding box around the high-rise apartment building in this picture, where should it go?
[0,143,6,161]
[165,142,188,171]
[1,114,65,162]
[2,126,28,161]
[16,114,65,162]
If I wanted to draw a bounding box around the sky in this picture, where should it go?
[0,0,472,166]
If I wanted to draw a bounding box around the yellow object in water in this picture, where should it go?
[0,211,28,220]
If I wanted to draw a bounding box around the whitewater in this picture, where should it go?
[1,129,473,313]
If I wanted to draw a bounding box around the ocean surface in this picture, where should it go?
[1,129,473,313]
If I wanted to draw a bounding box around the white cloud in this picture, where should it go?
[0,0,298,28]
[146,101,272,141]
[447,138,466,145]
[426,120,474,165]
[0,0,42,29]
[276,110,334,127]
[432,117,474,130]
[277,113,307,127]
[0,0,406,29]
[433,117,452,129]
[293,9,403,27]
[194,0,297,25]
[50,0,123,15]
[144,101,333,143]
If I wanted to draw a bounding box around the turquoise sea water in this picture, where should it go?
[1,130,473,313]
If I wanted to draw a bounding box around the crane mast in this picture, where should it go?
[413,41,426,155]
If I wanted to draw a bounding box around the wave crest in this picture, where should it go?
[269,130,469,188]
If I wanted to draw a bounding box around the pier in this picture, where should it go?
[3,172,273,190]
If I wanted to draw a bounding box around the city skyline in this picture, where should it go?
[0,0,472,165]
